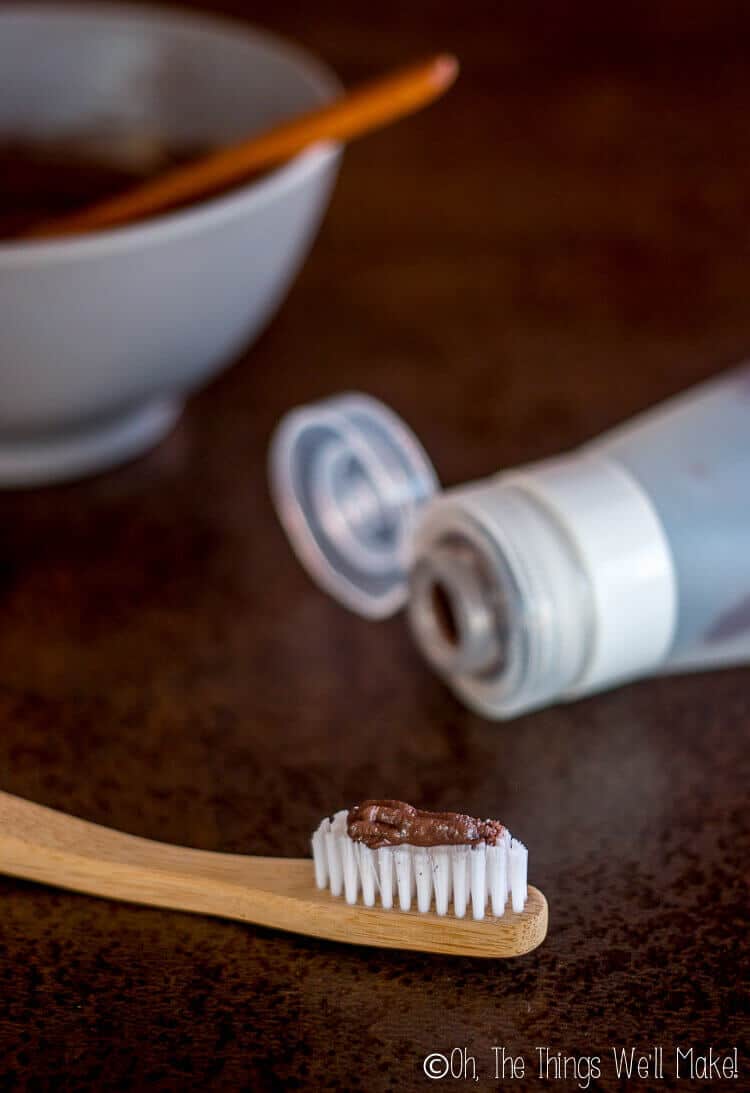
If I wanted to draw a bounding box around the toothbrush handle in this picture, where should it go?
[0,787,286,915]
[0,790,548,957]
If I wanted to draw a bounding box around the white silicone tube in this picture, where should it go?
[270,365,750,719]
[593,365,750,672]
[407,364,750,717]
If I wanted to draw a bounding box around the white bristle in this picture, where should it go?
[324,811,348,897]
[503,829,512,895]
[431,846,451,916]
[414,848,433,913]
[452,844,469,918]
[342,834,359,905]
[394,847,413,911]
[510,839,528,913]
[313,813,528,918]
[312,826,328,889]
[378,847,394,910]
[487,844,506,916]
[357,844,377,907]
[325,831,343,897]
[470,844,487,921]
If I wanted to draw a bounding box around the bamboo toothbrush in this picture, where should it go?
[25,54,458,241]
[0,791,547,958]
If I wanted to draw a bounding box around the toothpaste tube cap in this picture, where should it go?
[269,393,439,618]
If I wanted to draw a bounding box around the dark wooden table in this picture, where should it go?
[1,2,748,1089]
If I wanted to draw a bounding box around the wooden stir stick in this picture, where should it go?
[0,788,547,958]
[26,53,458,240]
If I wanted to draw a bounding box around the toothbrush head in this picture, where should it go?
[312,800,529,920]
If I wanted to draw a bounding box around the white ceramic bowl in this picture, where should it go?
[0,3,341,485]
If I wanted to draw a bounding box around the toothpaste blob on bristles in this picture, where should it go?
[312,800,528,920]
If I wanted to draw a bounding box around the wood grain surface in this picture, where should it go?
[0,1,748,1089]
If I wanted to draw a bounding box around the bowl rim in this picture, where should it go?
[0,1,343,266]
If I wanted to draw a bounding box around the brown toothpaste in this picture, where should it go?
[347,799,505,849]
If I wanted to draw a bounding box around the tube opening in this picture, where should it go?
[430,580,460,647]
[408,538,505,677]
[408,484,596,718]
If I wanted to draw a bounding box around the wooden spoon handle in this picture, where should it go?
[27,53,458,240]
